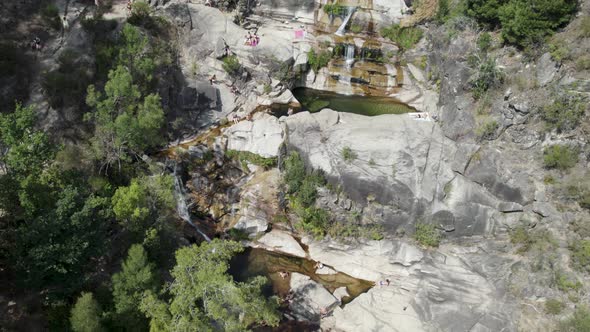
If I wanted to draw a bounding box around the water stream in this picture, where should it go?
[344,44,355,68]
[335,6,356,36]
[173,172,212,242]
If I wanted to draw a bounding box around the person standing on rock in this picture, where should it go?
[62,15,69,31]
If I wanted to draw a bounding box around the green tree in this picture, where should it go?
[15,187,111,290]
[111,175,175,234]
[0,103,55,179]
[112,244,157,330]
[466,0,507,28]
[140,240,280,331]
[498,0,577,47]
[70,292,104,332]
[85,66,165,173]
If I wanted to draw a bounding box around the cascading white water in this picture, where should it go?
[335,6,356,36]
[174,174,212,242]
[345,44,355,68]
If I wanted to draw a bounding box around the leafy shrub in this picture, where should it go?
[576,55,590,71]
[541,93,586,132]
[549,39,570,62]
[569,239,590,273]
[435,0,451,23]
[41,4,61,30]
[477,32,492,52]
[350,24,363,33]
[475,119,498,139]
[510,226,557,253]
[222,55,241,76]
[554,271,582,292]
[283,151,306,194]
[543,145,578,170]
[580,16,590,38]
[341,146,357,163]
[545,299,564,315]
[414,223,441,247]
[323,3,344,16]
[298,207,331,239]
[380,24,423,51]
[470,57,503,99]
[225,150,277,169]
[328,222,384,241]
[559,306,590,332]
[307,49,331,72]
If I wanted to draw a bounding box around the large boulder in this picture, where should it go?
[253,230,307,257]
[289,273,339,322]
[308,238,517,332]
[283,110,513,236]
[224,113,284,158]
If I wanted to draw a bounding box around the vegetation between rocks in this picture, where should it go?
[414,223,442,247]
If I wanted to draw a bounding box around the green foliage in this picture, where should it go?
[328,222,384,241]
[70,292,104,332]
[470,56,503,99]
[510,226,556,253]
[0,104,112,295]
[580,16,590,38]
[541,93,586,132]
[42,49,93,108]
[263,83,272,94]
[435,0,451,23]
[225,150,277,169]
[554,271,582,292]
[111,175,175,234]
[576,55,590,71]
[341,146,357,163]
[128,1,153,25]
[85,65,165,171]
[323,3,344,16]
[569,239,590,273]
[467,0,577,47]
[140,240,280,331]
[477,32,492,52]
[380,24,423,51]
[0,103,54,179]
[466,0,507,28]
[297,206,331,239]
[545,299,564,315]
[414,223,441,247]
[543,145,578,170]
[475,119,498,139]
[307,48,332,72]
[283,151,307,194]
[222,55,242,76]
[350,24,363,33]
[498,0,577,47]
[548,39,570,63]
[559,306,590,332]
[112,244,157,330]
[42,4,61,30]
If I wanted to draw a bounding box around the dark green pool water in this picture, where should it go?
[291,88,415,116]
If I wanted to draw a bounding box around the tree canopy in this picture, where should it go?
[140,240,280,332]
[70,292,104,332]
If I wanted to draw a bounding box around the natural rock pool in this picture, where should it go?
[229,248,373,305]
[290,87,415,116]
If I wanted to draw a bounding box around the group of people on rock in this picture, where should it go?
[244,31,260,46]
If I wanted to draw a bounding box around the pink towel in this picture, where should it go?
[295,29,305,39]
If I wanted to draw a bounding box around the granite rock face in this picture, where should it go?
[281,109,526,237]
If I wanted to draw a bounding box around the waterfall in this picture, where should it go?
[173,173,212,242]
[345,44,355,68]
[335,6,356,36]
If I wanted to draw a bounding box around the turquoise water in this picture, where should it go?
[291,88,415,116]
